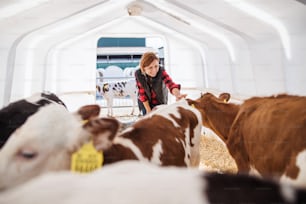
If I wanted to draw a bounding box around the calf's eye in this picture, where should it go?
[22,152,37,159]
[17,150,38,160]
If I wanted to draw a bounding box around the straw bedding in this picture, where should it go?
[199,133,237,173]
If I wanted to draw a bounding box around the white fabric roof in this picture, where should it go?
[0,0,306,106]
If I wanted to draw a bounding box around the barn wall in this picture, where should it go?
[285,34,306,95]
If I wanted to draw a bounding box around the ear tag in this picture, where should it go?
[191,104,195,108]
[71,141,103,173]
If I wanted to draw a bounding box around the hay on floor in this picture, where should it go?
[199,133,237,174]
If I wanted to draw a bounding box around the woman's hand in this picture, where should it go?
[172,88,187,101]
[175,93,187,101]
[143,101,152,114]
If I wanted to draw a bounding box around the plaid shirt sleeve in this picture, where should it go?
[161,70,180,93]
[136,77,148,102]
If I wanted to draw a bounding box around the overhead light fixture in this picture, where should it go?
[224,0,291,60]
[127,4,143,16]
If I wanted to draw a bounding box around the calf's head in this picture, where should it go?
[186,92,239,142]
[186,92,231,127]
[0,104,118,190]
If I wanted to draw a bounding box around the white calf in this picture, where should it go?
[96,79,137,116]
[1,161,305,204]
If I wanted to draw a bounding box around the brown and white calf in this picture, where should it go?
[0,99,202,190]
[96,79,137,116]
[1,161,305,204]
[187,92,306,188]
[95,99,202,167]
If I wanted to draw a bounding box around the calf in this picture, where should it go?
[0,161,305,204]
[187,92,306,188]
[0,92,66,148]
[123,67,138,78]
[96,79,137,116]
[0,99,201,190]
[96,69,105,83]
[90,99,202,167]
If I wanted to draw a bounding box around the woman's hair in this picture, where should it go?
[140,52,159,73]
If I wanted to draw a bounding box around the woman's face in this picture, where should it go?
[144,59,159,77]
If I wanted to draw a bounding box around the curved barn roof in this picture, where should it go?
[0,0,305,106]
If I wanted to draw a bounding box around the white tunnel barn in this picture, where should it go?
[0,0,306,108]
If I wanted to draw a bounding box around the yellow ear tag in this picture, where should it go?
[191,104,195,108]
[70,141,103,173]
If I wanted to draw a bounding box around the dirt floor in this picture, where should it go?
[199,133,237,173]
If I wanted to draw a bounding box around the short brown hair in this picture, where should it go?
[140,52,159,73]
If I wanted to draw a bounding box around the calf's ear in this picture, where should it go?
[186,98,200,109]
[218,93,231,103]
[77,105,100,120]
[96,85,101,93]
[186,98,195,106]
[83,117,120,151]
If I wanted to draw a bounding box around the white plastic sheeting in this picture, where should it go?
[0,0,306,107]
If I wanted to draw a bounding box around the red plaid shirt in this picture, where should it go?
[136,70,180,105]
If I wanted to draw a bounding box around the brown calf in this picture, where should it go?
[187,92,306,187]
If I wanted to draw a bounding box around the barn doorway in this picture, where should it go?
[95,36,165,118]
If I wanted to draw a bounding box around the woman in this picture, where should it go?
[135,52,186,115]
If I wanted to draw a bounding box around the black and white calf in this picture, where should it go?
[96,79,137,116]
[0,92,66,148]
[123,67,138,78]
[0,161,305,204]
[96,68,104,83]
